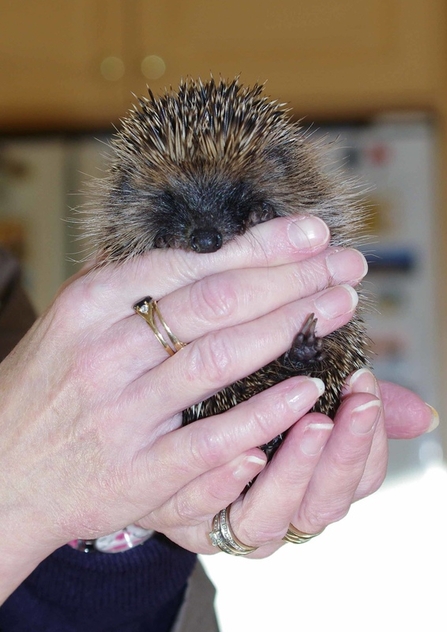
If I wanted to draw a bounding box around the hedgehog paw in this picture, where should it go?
[284,313,324,368]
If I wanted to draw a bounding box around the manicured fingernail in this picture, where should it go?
[233,454,266,480]
[314,284,358,319]
[288,377,325,411]
[326,249,368,284]
[347,368,379,396]
[425,404,440,433]
[301,422,334,456]
[351,399,381,435]
[287,217,330,250]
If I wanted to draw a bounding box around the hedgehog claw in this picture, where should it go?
[259,433,283,460]
[284,313,325,368]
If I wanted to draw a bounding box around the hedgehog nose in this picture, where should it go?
[190,229,223,253]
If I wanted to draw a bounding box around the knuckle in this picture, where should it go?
[246,404,282,446]
[356,468,386,499]
[172,493,202,525]
[187,424,224,471]
[185,331,235,388]
[292,257,328,295]
[52,275,99,327]
[208,480,238,505]
[51,286,79,325]
[190,275,238,324]
[301,502,349,530]
[231,498,285,547]
[329,445,369,473]
[237,519,285,547]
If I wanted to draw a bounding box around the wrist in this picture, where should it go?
[0,505,60,604]
[0,540,56,605]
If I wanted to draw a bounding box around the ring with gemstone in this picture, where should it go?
[133,296,186,356]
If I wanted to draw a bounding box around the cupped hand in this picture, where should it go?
[0,213,435,600]
[0,215,366,597]
[145,368,437,558]
[141,368,384,555]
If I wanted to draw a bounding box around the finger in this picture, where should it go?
[379,380,439,438]
[142,450,267,534]
[221,390,380,551]
[107,246,367,372]
[343,369,388,500]
[345,372,439,439]
[223,412,334,549]
[293,392,382,534]
[353,412,387,501]
[139,247,366,343]
[127,283,358,424]
[130,376,325,510]
[69,216,331,321]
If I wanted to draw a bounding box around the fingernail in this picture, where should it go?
[301,422,334,456]
[351,399,381,435]
[314,284,358,319]
[326,249,368,284]
[288,377,325,411]
[425,404,440,433]
[347,368,379,396]
[233,454,266,480]
[287,217,330,250]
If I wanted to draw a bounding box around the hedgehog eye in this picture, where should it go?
[248,202,276,226]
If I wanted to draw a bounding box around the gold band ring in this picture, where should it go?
[133,297,187,356]
[283,523,324,544]
[209,505,258,556]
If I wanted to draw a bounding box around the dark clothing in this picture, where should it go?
[0,538,197,632]
[0,248,219,632]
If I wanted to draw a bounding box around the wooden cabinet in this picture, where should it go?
[135,0,445,117]
[0,0,445,129]
[0,0,124,129]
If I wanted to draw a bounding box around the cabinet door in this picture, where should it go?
[0,0,125,129]
[132,0,443,116]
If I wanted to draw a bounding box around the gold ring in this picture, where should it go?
[133,297,187,356]
[283,523,324,544]
[209,505,258,556]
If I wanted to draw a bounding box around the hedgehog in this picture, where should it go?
[82,77,371,456]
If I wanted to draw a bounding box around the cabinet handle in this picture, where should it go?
[100,56,125,82]
[141,55,166,80]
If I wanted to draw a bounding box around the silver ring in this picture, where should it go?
[209,505,257,556]
[133,296,187,356]
[283,523,324,544]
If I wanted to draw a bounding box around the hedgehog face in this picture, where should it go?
[89,78,342,263]
[142,175,278,253]
[106,144,284,256]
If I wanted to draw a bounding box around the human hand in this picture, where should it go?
[145,368,437,558]
[379,380,438,439]
[0,215,367,599]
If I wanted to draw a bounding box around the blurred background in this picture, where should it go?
[1,1,446,630]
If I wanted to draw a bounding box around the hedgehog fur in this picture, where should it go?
[82,77,371,454]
